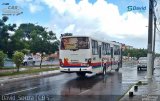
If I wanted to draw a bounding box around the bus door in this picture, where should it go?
[111,46,117,69]
[111,47,114,69]
[98,45,102,67]
[111,47,113,59]
[120,48,122,68]
[98,45,102,59]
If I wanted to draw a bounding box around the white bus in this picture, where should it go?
[59,36,122,77]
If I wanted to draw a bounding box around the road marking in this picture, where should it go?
[5,87,38,95]
[79,89,90,95]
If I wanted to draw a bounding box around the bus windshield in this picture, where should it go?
[61,37,89,50]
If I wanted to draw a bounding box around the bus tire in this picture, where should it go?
[115,63,119,72]
[115,68,119,72]
[137,67,141,71]
[23,62,27,66]
[32,61,35,65]
[76,72,86,77]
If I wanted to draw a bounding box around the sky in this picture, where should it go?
[0,0,160,53]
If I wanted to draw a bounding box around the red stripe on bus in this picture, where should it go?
[61,61,118,67]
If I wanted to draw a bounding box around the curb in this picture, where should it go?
[0,70,63,84]
[118,84,135,101]
[119,80,149,101]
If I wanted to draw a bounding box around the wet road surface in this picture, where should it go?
[1,62,160,101]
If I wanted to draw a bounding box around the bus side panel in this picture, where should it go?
[111,44,122,70]
[91,40,103,74]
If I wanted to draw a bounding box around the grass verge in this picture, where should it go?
[0,67,16,69]
[0,67,59,77]
[0,64,59,70]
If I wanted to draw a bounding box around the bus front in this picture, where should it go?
[59,36,92,76]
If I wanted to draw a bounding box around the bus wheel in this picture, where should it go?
[76,72,86,77]
[115,68,119,72]
[103,66,106,76]
[32,61,35,66]
[23,62,27,66]
[115,63,120,72]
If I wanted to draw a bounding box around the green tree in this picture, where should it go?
[14,23,59,53]
[21,49,30,55]
[14,23,59,68]
[0,16,16,57]
[0,51,6,67]
[123,48,147,59]
[13,51,24,72]
[29,28,59,68]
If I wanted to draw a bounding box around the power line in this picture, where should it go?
[153,13,160,32]
[152,0,160,33]
[156,25,160,32]
[154,0,157,7]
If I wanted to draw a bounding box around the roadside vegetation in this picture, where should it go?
[13,51,24,72]
[123,48,160,59]
[0,67,59,77]
[0,16,59,67]
[0,16,59,58]
[123,49,147,59]
[0,64,59,70]
[0,51,6,67]
[0,16,72,70]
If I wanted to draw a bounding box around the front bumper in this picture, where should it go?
[137,64,147,67]
[60,66,92,73]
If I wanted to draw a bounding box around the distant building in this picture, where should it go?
[126,45,133,49]
[121,44,133,51]
[110,41,134,51]
[47,51,59,60]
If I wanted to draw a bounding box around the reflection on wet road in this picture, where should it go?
[2,63,160,101]
[0,73,131,101]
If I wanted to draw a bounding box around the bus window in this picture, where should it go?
[114,45,120,55]
[102,42,106,55]
[106,43,111,55]
[61,37,89,50]
[77,37,89,49]
[102,42,111,55]
[111,47,113,58]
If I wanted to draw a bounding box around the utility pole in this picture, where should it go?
[152,16,156,74]
[147,0,154,78]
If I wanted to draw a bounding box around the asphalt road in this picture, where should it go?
[1,62,160,101]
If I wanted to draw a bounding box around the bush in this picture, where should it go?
[0,51,6,67]
[21,49,30,55]
[13,51,24,72]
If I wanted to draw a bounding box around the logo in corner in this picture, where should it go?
[1,3,23,16]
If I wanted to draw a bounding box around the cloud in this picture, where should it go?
[29,3,43,13]
[15,0,33,7]
[64,24,75,32]
[12,0,160,52]
[15,0,43,13]
[41,0,148,40]
[15,0,33,3]
[8,30,15,36]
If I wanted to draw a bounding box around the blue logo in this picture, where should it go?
[127,6,146,12]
